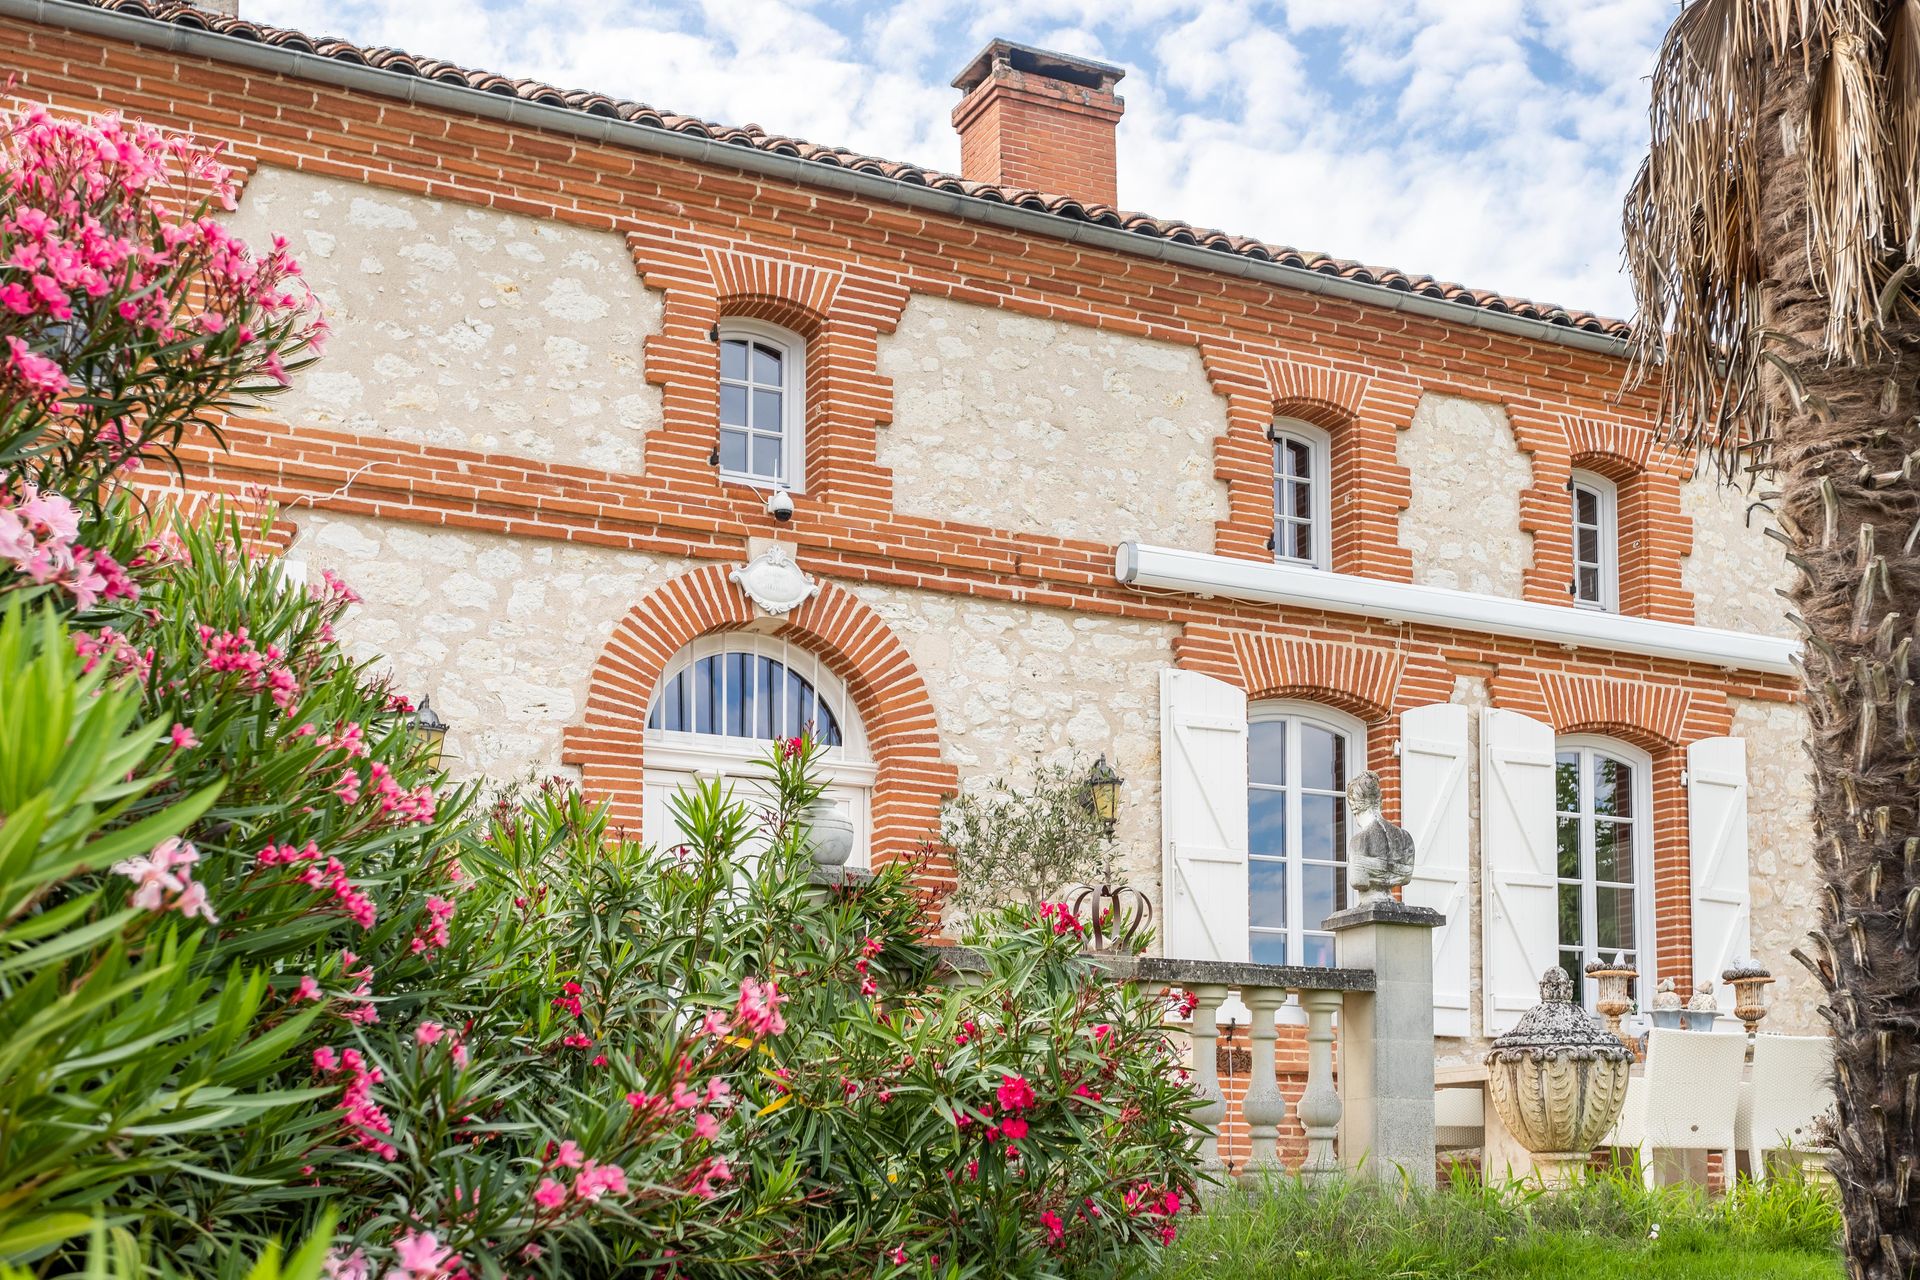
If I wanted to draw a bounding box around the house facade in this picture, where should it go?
[7,0,1818,1131]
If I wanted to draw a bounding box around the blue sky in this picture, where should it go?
[249,0,1676,319]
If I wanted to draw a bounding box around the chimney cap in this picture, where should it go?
[951,39,1125,95]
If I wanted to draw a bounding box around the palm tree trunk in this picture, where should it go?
[1757,67,1920,1280]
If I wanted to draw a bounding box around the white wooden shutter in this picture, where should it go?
[1688,736,1751,1013]
[1480,708,1558,1034]
[1159,669,1250,962]
[1401,703,1473,1037]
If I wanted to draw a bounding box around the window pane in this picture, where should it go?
[751,388,783,431]
[720,383,748,427]
[1299,724,1344,791]
[818,703,842,747]
[1248,789,1287,856]
[750,342,782,384]
[655,671,683,731]
[1560,951,1588,1008]
[1557,816,1580,879]
[1577,525,1600,563]
[1577,566,1601,600]
[1595,819,1633,882]
[724,651,749,737]
[757,657,780,738]
[692,656,716,735]
[1596,885,1636,950]
[1292,481,1313,524]
[1286,439,1312,480]
[1300,793,1344,861]
[751,434,782,479]
[1300,934,1335,967]
[1250,931,1289,966]
[1303,861,1347,930]
[1248,719,1287,786]
[719,429,748,473]
[1594,757,1633,817]
[1556,752,1580,813]
[720,339,747,382]
[1250,858,1287,929]
[1576,486,1599,523]
[1285,519,1312,562]
[1558,881,1583,949]
[798,682,816,738]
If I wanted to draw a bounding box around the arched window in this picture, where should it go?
[1269,419,1331,569]
[1555,736,1653,1005]
[716,320,805,490]
[1247,701,1363,965]
[643,633,871,864]
[1569,469,1619,611]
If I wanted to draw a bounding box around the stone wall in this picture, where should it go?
[875,295,1228,549]
[1736,697,1822,1033]
[850,580,1179,902]
[226,167,663,473]
[1681,472,1797,639]
[291,513,678,783]
[1396,394,1535,597]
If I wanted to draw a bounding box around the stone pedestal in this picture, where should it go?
[1327,899,1444,1187]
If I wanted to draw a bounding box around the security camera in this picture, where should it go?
[765,489,795,522]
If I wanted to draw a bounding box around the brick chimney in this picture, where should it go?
[951,40,1126,206]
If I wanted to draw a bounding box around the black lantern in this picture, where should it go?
[408,695,449,767]
[1081,754,1124,835]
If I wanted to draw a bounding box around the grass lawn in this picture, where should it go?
[1158,1166,1844,1279]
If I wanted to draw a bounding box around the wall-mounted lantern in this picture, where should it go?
[1080,754,1124,836]
[407,695,450,768]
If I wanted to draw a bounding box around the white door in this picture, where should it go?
[1401,703,1473,1038]
[1480,707,1559,1034]
[1688,736,1750,1013]
[1160,669,1250,962]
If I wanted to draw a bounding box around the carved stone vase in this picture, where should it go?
[1485,968,1633,1185]
[802,797,855,867]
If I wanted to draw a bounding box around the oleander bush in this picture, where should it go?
[0,99,1206,1279]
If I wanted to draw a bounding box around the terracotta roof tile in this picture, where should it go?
[56,0,1630,339]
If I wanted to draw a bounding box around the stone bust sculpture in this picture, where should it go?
[1346,770,1415,901]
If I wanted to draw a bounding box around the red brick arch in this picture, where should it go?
[560,564,956,870]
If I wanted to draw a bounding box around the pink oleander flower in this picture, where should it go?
[111,836,217,922]
[699,1009,731,1038]
[561,1033,593,1049]
[1040,1210,1065,1247]
[167,722,198,749]
[389,1230,456,1279]
[551,1140,584,1170]
[321,1247,369,1280]
[996,1074,1037,1113]
[670,1082,702,1112]
[1000,1116,1029,1140]
[409,895,455,956]
[415,1021,444,1047]
[532,1177,567,1211]
[734,976,787,1038]
[692,1112,720,1140]
[291,975,322,1002]
[573,1160,627,1202]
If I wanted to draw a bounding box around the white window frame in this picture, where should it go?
[1554,734,1655,1007]
[716,319,806,492]
[1246,700,1365,966]
[1269,419,1332,571]
[1568,470,1618,612]
[643,633,871,865]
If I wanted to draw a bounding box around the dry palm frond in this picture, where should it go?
[1624,0,1915,470]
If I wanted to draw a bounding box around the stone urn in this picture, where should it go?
[1485,968,1634,1185]
[802,797,855,867]
[1722,961,1775,1035]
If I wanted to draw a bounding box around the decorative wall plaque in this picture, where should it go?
[730,545,817,616]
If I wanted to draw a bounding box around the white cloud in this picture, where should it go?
[245,0,1671,316]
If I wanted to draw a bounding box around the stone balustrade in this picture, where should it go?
[1130,957,1373,1182]
[926,899,1442,1189]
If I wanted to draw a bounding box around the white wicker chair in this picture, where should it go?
[1606,1027,1747,1187]
[1735,1034,1834,1184]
